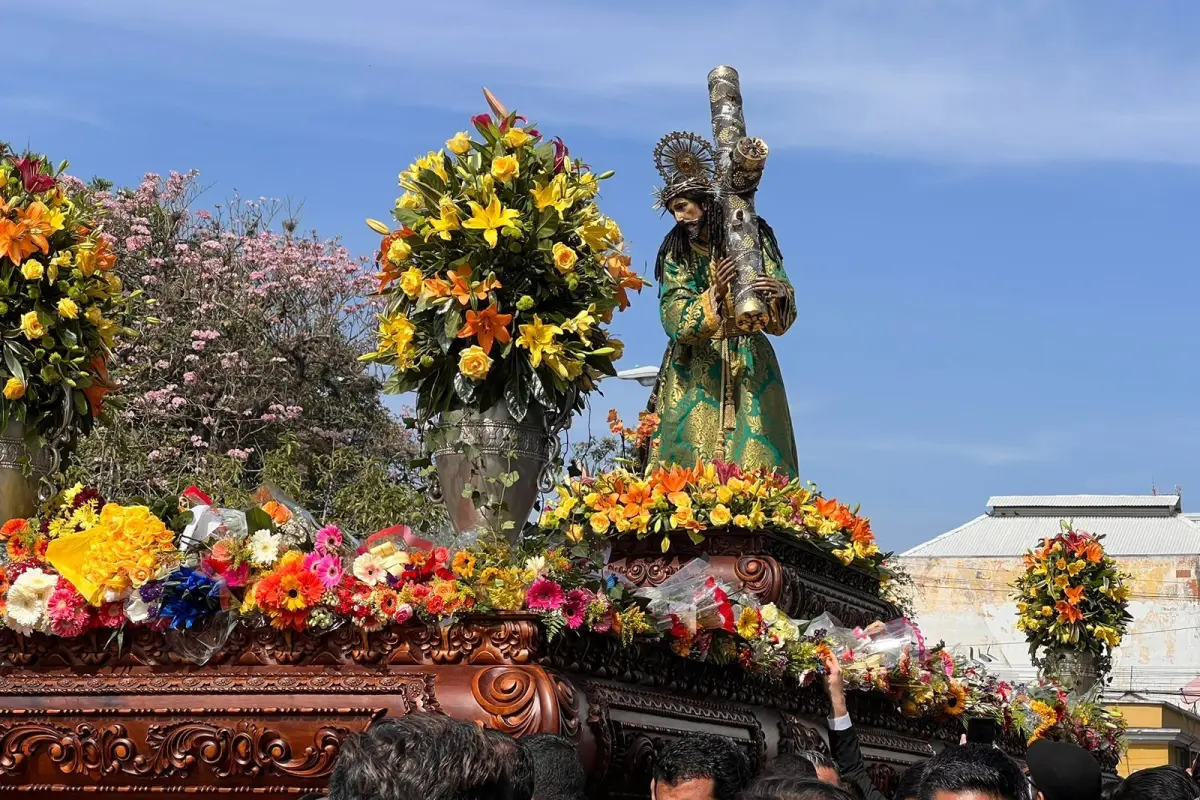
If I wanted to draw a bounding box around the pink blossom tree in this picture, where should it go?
[68,171,443,535]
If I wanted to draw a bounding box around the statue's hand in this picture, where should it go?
[752,276,788,299]
[713,256,737,302]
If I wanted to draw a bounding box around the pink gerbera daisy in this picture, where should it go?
[97,601,124,628]
[47,583,90,638]
[561,588,592,629]
[315,525,344,555]
[310,554,344,591]
[525,577,566,612]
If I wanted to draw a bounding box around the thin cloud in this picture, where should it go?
[845,432,1067,466]
[25,0,1200,165]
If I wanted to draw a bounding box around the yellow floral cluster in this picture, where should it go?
[49,504,180,603]
[0,149,134,439]
[1013,523,1131,672]
[362,109,646,421]
[540,461,888,576]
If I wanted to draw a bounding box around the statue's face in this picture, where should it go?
[668,196,704,225]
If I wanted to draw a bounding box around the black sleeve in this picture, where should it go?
[828,724,891,800]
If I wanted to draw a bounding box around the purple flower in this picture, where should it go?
[551,137,569,173]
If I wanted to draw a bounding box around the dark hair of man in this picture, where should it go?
[894,762,924,800]
[1111,766,1200,800]
[652,733,754,800]
[519,733,586,800]
[761,753,819,780]
[327,713,532,800]
[653,192,782,284]
[917,743,1029,800]
[741,776,859,800]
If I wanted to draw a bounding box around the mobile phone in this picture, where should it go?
[966,717,998,746]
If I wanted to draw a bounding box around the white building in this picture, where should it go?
[899,494,1200,708]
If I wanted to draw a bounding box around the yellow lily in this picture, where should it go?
[531,173,573,214]
[425,196,461,241]
[516,315,562,367]
[561,304,597,345]
[463,196,520,248]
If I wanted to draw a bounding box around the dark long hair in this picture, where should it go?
[654,193,782,285]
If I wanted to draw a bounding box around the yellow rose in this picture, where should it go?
[397,192,423,210]
[590,512,610,534]
[733,514,750,528]
[387,237,412,265]
[491,155,520,183]
[399,267,423,299]
[20,312,45,340]
[502,127,533,148]
[21,261,44,281]
[551,242,578,274]
[709,504,732,528]
[716,486,733,505]
[57,298,79,319]
[567,524,584,543]
[3,377,25,400]
[446,131,472,155]
[85,306,102,325]
[457,345,492,381]
[1041,606,1054,617]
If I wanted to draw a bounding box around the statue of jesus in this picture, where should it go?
[647,132,799,476]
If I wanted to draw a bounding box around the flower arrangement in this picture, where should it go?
[539,460,889,576]
[361,108,646,422]
[1013,522,1132,674]
[0,146,137,440]
[0,484,1122,764]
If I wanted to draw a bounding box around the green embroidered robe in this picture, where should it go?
[649,241,798,476]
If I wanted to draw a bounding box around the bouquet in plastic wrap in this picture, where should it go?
[635,560,734,655]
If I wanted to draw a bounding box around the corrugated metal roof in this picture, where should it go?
[988,494,1180,509]
[901,513,1200,558]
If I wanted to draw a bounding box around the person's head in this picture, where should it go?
[761,753,818,781]
[667,194,707,227]
[1111,766,1200,800]
[792,751,838,786]
[741,777,858,800]
[651,733,754,800]
[918,743,1030,800]
[327,713,533,800]
[519,733,586,800]
[895,762,925,800]
[1025,740,1101,800]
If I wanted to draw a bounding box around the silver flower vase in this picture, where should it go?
[0,391,75,523]
[1040,648,1099,694]
[427,399,563,544]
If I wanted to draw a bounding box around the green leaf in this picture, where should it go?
[245,507,274,534]
[3,345,24,386]
[453,372,477,404]
[394,209,423,230]
[504,364,528,422]
[527,366,551,408]
[535,208,558,240]
[444,306,463,341]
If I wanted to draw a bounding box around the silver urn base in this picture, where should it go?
[0,421,60,525]
[1040,648,1100,694]
[428,400,559,543]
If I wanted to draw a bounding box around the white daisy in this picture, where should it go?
[249,529,281,566]
[5,569,57,632]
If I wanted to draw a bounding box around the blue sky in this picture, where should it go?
[11,0,1200,552]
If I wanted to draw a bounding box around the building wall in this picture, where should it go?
[1112,702,1200,776]
[901,554,1200,702]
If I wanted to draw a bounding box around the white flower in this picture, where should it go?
[760,603,780,624]
[524,556,547,575]
[249,529,281,566]
[5,569,58,632]
[353,553,385,587]
[124,594,152,624]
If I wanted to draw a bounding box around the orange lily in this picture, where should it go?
[849,517,874,545]
[815,497,839,518]
[605,253,648,311]
[1063,585,1086,606]
[422,275,453,302]
[0,219,30,265]
[1055,600,1084,624]
[620,483,654,519]
[456,302,513,355]
[83,356,113,418]
[1082,540,1104,564]
[447,265,502,306]
[18,202,53,256]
